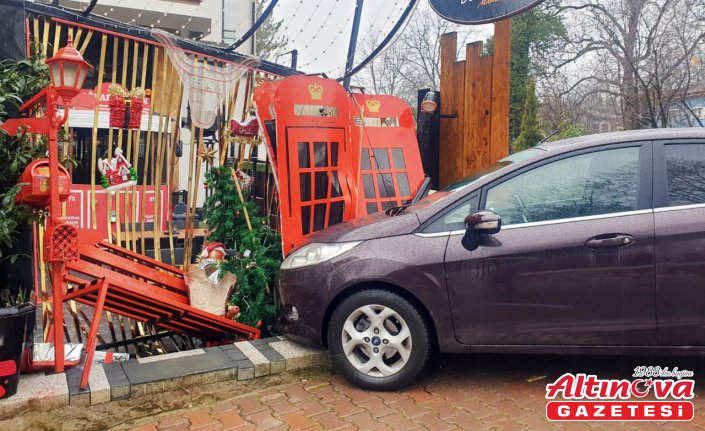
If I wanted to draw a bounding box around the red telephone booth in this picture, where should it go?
[269,77,356,254]
[252,79,282,178]
[254,77,427,255]
[349,94,425,216]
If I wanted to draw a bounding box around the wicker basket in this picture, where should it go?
[184,267,236,316]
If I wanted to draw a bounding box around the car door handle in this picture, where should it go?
[585,234,635,249]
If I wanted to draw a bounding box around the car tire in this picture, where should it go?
[327,289,431,391]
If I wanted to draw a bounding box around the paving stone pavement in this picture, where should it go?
[119,353,705,431]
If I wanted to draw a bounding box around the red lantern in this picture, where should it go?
[45,34,92,103]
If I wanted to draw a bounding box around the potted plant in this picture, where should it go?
[0,43,50,398]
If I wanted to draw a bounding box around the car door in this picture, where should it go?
[444,143,657,346]
[653,140,705,346]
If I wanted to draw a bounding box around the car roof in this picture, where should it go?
[535,128,705,153]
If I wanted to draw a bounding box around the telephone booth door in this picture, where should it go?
[281,128,353,253]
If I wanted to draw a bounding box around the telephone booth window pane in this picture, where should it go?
[313,204,326,231]
[363,174,376,198]
[392,148,406,169]
[331,172,342,197]
[397,173,410,196]
[315,172,329,199]
[301,206,311,235]
[314,142,328,167]
[381,201,395,210]
[366,203,379,214]
[300,173,311,202]
[298,142,310,168]
[329,201,344,225]
[377,173,395,198]
[331,142,339,166]
[373,148,390,169]
[361,150,371,170]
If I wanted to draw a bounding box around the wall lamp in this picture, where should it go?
[420,91,457,119]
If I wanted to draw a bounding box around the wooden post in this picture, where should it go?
[438,20,513,187]
[490,19,512,163]
[439,32,460,188]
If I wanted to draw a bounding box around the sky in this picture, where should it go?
[268,0,492,76]
[269,0,424,76]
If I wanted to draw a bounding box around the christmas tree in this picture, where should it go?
[202,166,282,335]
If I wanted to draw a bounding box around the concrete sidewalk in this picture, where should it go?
[0,337,327,417]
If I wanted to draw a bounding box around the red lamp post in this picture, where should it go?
[0,35,93,372]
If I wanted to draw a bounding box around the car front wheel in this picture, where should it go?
[327,289,431,390]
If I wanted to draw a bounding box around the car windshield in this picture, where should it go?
[405,147,545,212]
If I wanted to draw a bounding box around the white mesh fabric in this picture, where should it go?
[151,30,259,129]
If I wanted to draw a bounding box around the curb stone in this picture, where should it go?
[0,337,328,416]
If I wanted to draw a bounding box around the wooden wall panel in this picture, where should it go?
[439,32,459,188]
[463,42,482,177]
[490,19,512,163]
[439,20,513,187]
[475,56,493,178]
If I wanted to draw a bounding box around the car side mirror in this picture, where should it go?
[465,211,501,236]
[462,211,501,251]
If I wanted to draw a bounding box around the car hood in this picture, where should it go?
[305,211,421,243]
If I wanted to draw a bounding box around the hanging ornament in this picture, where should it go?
[201,146,218,165]
[230,117,259,137]
[107,84,144,130]
[234,169,254,192]
[98,147,138,191]
[228,117,263,158]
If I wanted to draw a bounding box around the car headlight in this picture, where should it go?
[281,241,361,269]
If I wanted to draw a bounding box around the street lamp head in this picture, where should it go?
[45,34,92,102]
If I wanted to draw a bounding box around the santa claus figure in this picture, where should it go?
[198,242,227,271]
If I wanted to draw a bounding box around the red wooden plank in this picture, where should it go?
[78,245,187,293]
[98,242,186,277]
[66,259,188,304]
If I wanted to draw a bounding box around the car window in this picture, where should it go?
[665,143,705,206]
[484,147,641,226]
[422,194,479,233]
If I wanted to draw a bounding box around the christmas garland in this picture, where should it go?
[202,166,282,335]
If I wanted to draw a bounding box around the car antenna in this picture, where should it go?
[537,126,562,145]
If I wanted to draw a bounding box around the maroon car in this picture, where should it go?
[276,128,705,390]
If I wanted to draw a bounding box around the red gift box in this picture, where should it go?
[108,96,143,129]
[128,98,143,129]
[108,96,126,128]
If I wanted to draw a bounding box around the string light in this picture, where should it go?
[334,1,401,76]
[228,0,282,41]
[298,11,354,69]
[294,0,344,51]
[278,0,327,50]
[299,1,404,72]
